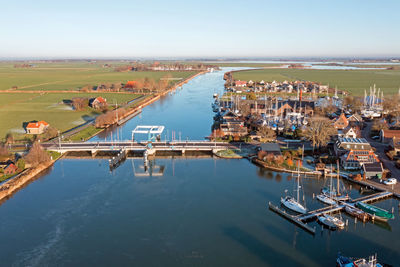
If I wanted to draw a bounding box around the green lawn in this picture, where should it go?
[232,68,400,96]
[0,61,197,91]
[0,92,141,139]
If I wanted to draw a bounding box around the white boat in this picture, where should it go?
[281,196,307,214]
[318,214,345,229]
[317,193,337,205]
[281,162,307,214]
[337,253,383,267]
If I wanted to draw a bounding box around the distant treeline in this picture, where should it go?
[114,62,218,72]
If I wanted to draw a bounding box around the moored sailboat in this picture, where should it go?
[281,162,307,214]
[316,193,337,205]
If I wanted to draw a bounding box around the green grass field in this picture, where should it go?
[0,61,200,139]
[0,61,197,91]
[232,68,400,96]
[0,92,141,139]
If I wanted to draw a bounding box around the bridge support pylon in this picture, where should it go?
[91,150,98,158]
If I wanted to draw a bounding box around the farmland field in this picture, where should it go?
[232,68,400,96]
[0,62,197,91]
[0,92,142,138]
[0,61,200,139]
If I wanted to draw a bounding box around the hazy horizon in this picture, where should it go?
[2,0,400,58]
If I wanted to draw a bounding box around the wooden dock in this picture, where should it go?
[268,202,316,235]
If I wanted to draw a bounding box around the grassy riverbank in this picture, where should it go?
[232,68,400,96]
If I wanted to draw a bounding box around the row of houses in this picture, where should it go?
[232,80,330,94]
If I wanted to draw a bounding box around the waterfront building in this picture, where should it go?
[362,162,384,179]
[334,137,371,156]
[341,149,380,170]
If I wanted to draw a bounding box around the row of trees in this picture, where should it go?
[95,108,127,128]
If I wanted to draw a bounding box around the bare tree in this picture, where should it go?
[304,117,336,151]
[257,126,276,140]
[72,97,88,111]
[25,142,51,165]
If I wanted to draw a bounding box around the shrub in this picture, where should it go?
[16,158,25,170]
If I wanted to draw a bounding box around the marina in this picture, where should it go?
[269,191,394,235]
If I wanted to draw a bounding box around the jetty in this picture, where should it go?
[269,191,394,235]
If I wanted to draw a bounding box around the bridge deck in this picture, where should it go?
[43,141,236,153]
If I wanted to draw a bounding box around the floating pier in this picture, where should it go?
[268,191,395,235]
[109,149,127,169]
[268,202,316,235]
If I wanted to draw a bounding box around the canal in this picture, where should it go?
[0,68,399,266]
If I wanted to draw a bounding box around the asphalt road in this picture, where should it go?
[362,121,400,193]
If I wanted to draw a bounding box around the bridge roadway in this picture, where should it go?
[42,141,236,153]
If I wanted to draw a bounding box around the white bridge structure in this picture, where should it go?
[43,141,234,156]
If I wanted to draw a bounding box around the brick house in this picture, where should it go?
[89,97,107,109]
[334,113,349,130]
[4,163,18,175]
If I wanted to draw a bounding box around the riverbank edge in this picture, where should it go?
[252,158,316,175]
[0,159,57,203]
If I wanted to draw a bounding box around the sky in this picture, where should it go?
[1,0,400,59]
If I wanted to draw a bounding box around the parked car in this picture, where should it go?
[383,178,397,185]
[395,161,400,169]
[372,136,380,140]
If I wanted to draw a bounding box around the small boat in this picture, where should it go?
[337,253,383,267]
[355,202,394,222]
[317,193,336,205]
[344,205,370,222]
[318,214,344,229]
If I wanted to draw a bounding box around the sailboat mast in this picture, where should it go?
[297,161,300,202]
[337,160,340,195]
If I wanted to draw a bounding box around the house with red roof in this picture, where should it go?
[4,163,18,175]
[235,80,247,87]
[380,129,400,143]
[334,113,349,130]
[26,121,49,134]
[89,96,107,109]
[124,81,138,89]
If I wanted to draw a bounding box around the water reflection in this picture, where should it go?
[131,158,165,177]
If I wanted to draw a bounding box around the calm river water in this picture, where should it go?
[0,68,399,266]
